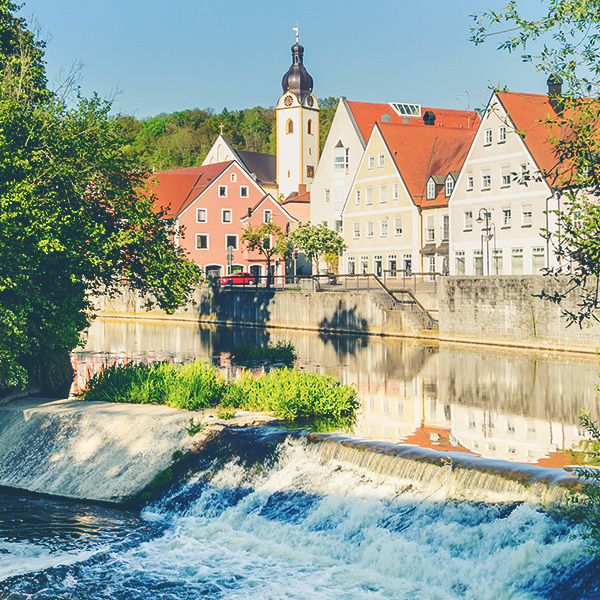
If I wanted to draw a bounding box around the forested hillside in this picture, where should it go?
[114,97,338,172]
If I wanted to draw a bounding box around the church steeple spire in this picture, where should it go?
[281,29,313,103]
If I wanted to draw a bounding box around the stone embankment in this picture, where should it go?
[0,397,276,505]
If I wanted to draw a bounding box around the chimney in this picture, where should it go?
[423,110,436,126]
[298,184,307,194]
[547,73,564,114]
[247,207,252,218]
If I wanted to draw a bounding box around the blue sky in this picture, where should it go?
[22,0,548,119]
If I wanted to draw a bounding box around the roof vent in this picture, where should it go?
[402,118,410,124]
[423,110,436,126]
[381,113,391,123]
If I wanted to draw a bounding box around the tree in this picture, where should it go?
[0,2,201,394]
[471,1,600,326]
[289,222,346,275]
[240,221,290,288]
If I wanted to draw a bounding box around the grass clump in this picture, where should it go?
[81,360,359,421]
[222,368,359,420]
[231,341,297,367]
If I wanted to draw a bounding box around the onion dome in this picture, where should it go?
[281,42,314,103]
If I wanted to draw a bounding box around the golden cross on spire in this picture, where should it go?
[219,123,224,135]
[292,24,299,43]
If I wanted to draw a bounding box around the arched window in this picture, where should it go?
[286,119,294,134]
[307,119,313,135]
[231,172,237,182]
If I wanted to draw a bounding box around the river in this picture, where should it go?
[1,319,599,599]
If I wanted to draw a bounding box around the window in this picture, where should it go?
[355,189,361,205]
[498,126,506,143]
[240,186,249,198]
[501,166,511,187]
[325,189,330,204]
[482,171,491,189]
[426,215,435,241]
[464,211,473,230]
[219,185,227,197]
[353,222,360,239]
[368,155,375,169]
[334,220,343,234]
[378,153,385,168]
[380,218,388,237]
[403,253,412,273]
[286,119,294,134]
[347,257,356,275]
[379,185,388,204]
[455,251,465,275]
[473,249,483,275]
[366,187,374,205]
[522,205,532,227]
[467,173,474,190]
[221,209,232,223]
[230,173,237,182]
[502,208,511,227]
[366,220,374,238]
[445,177,454,197]
[492,249,503,275]
[442,215,449,240]
[333,145,349,172]
[394,217,403,236]
[307,119,313,135]
[196,208,207,223]
[512,248,524,274]
[484,128,492,145]
[226,235,237,250]
[263,209,272,223]
[427,179,436,200]
[374,255,383,277]
[360,256,369,274]
[388,254,397,277]
[392,182,399,201]
[196,234,208,250]
[532,247,545,272]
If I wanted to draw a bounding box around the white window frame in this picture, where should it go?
[263,209,272,223]
[378,153,385,168]
[240,185,249,198]
[379,185,388,204]
[498,126,506,143]
[426,179,435,200]
[225,234,238,250]
[464,211,473,230]
[353,222,360,239]
[218,185,227,197]
[325,189,331,204]
[355,189,361,205]
[368,155,375,169]
[522,205,532,227]
[195,233,209,250]
[366,187,374,206]
[366,220,374,238]
[502,208,512,227]
[380,218,388,237]
[196,208,207,223]
[467,173,474,190]
[445,176,454,197]
[484,129,492,145]
[501,166,511,187]
[221,208,232,223]
[482,171,491,189]
[392,182,399,201]
[230,172,237,182]
[394,217,403,236]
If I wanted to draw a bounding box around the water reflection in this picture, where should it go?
[74,318,600,467]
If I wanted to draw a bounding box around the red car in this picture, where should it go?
[221,272,256,286]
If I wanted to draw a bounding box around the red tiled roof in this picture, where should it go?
[377,122,476,205]
[347,100,479,144]
[148,162,233,218]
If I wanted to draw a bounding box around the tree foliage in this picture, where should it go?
[472,0,600,326]
[289,222,347,274]
[0,2,201,391]
[240,221,290,287]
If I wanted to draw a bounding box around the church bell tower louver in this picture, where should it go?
[276,28,319,200]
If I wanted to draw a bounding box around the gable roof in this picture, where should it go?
[376,122,476,207]
[234,149,277,188]
[149,162,233,218]
[347,100,479,145]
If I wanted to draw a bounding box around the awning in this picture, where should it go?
[420,243,437,255]
[435,241,449,255]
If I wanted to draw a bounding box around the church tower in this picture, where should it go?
[276,31,319,200]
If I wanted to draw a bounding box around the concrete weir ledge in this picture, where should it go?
[0,398,581,508]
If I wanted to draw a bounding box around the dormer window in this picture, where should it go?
[445,176,454,197]
[427,178,436,200]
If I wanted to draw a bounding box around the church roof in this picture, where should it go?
[234,149,277,188]
[148,162,233,218]
[347,100,479,146]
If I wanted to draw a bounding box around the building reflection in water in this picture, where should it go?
[73,318,600,467]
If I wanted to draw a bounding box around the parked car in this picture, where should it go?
[221,271,255,286]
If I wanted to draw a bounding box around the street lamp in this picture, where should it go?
[475,208,493,275]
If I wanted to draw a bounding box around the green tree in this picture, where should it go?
[0,2,201,394]
[471,0,600,326]
[240,221,290,288]
[318,97,338,156]
[289,222,346,275]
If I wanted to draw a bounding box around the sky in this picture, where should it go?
[21,0,549,120]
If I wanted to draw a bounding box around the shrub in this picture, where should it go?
[231,341,297,367]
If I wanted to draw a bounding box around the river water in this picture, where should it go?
[1,319,600,599]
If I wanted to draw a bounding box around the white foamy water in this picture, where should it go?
[1,435,597,599]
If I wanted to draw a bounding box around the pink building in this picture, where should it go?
[150,160,298,280]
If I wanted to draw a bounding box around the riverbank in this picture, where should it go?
[95,278,600,354]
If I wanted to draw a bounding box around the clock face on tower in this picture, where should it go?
[306,95,314,107]
[284,95,293,107]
